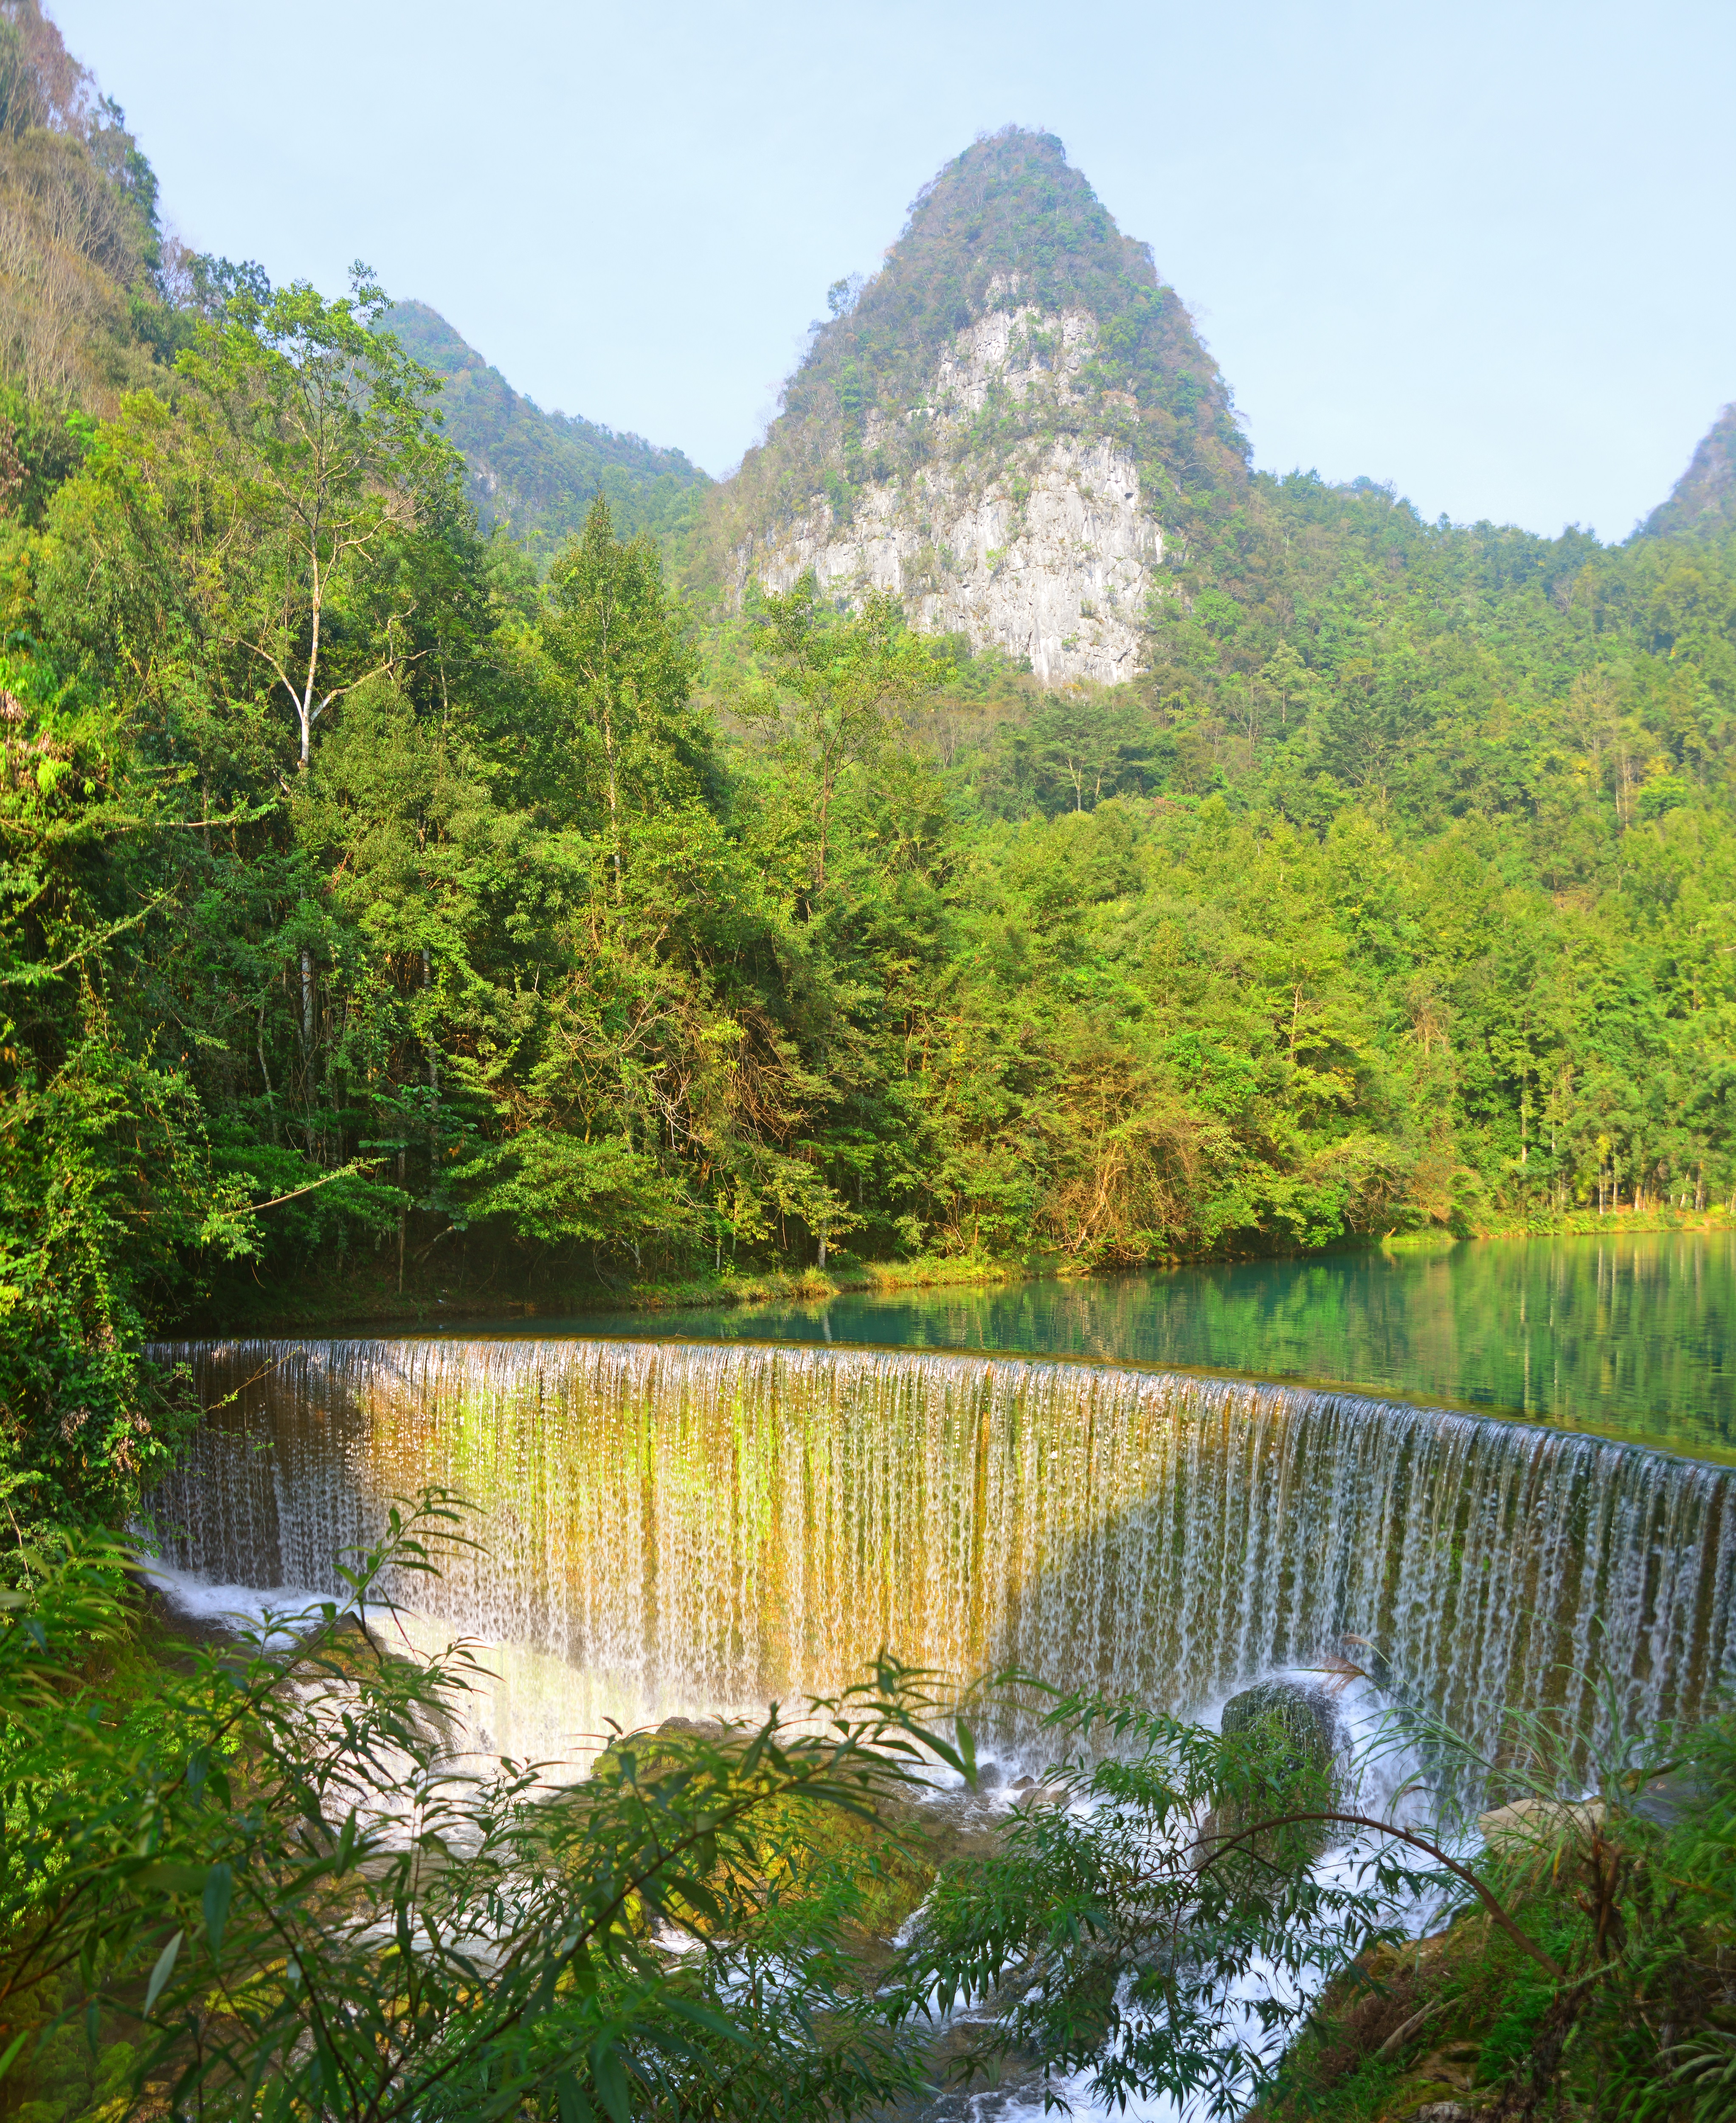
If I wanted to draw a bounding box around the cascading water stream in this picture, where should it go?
[147,1337,1736,1776]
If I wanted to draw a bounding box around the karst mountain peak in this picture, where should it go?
[709,127,1246,686]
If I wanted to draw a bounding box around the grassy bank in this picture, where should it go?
[1256,1729,1736,2123]
[1463,1205,1733,1243]
[1377,1207,1733,1254]
[581,1250,1027,1315]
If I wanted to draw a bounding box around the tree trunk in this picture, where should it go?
[423,948,439,1152]
[257,1003,279,1146]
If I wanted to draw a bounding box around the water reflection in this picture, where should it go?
[491,1232,1736,1463]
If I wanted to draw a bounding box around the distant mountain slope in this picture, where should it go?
[385,301,709,563]
[0,0,189,513]
[1641,403,1736,540]
[705,128,1246,683]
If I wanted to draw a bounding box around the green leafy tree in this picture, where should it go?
[169,266,454,773]
[748,574,942,905]
[541,495,706,884]
[0,656,253,1524]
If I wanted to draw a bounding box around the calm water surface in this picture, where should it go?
[494,1230,1736,1463]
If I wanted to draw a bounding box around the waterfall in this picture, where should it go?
[148,1337,1736,1771]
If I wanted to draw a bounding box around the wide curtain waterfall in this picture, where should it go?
[150,1337,1736,1770]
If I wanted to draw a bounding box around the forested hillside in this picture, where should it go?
[1,14,1733,1525]
[384,299,709,560]
[0,0,193,505]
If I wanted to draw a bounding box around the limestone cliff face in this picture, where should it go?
[706,130,1247,689]
[741,301,1161,686]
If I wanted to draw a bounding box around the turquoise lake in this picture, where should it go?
[499,1230,1736,1464]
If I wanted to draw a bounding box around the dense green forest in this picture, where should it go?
[0,19,1733,1526]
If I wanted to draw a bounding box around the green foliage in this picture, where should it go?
[740,574,945,904]
[0,649,253,1525]
[898,1692,1438,2117]
[0,1514,1455,2123]
[1260,1702,1736,2122]
[1475,1966,1558,2084]
[541,495,709,844]
[129,264,459,770]
[3,1524,1730,2121]
[0,1510,968,2121]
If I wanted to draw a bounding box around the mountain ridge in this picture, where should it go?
[383,300,710,562]
[383,143,1733,616]
[1642,400,1736,541]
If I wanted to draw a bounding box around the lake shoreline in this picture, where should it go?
[169,1224,1736,1464]
[186,1207,1731,1340]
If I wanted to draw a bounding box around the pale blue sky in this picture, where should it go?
[52,0,1736,538]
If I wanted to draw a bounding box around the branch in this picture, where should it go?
[113,811,266,833]
[1196,1810,1566,1980]
[0,893,171,987]
[309,608,422,731]
[233,634,304,715]
[242,1159,378,1214]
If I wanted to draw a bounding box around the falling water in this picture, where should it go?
[148,1337,1736,1771]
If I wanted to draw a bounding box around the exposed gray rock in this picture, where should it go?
[1196,1680,1343,1875]
[745,297,1162,687]
[593,1714,731,1781]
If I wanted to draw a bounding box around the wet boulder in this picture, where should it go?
[1197,1679,1343,1878]
[1220,1678,1340,1777]
[591,1714,733,1785]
